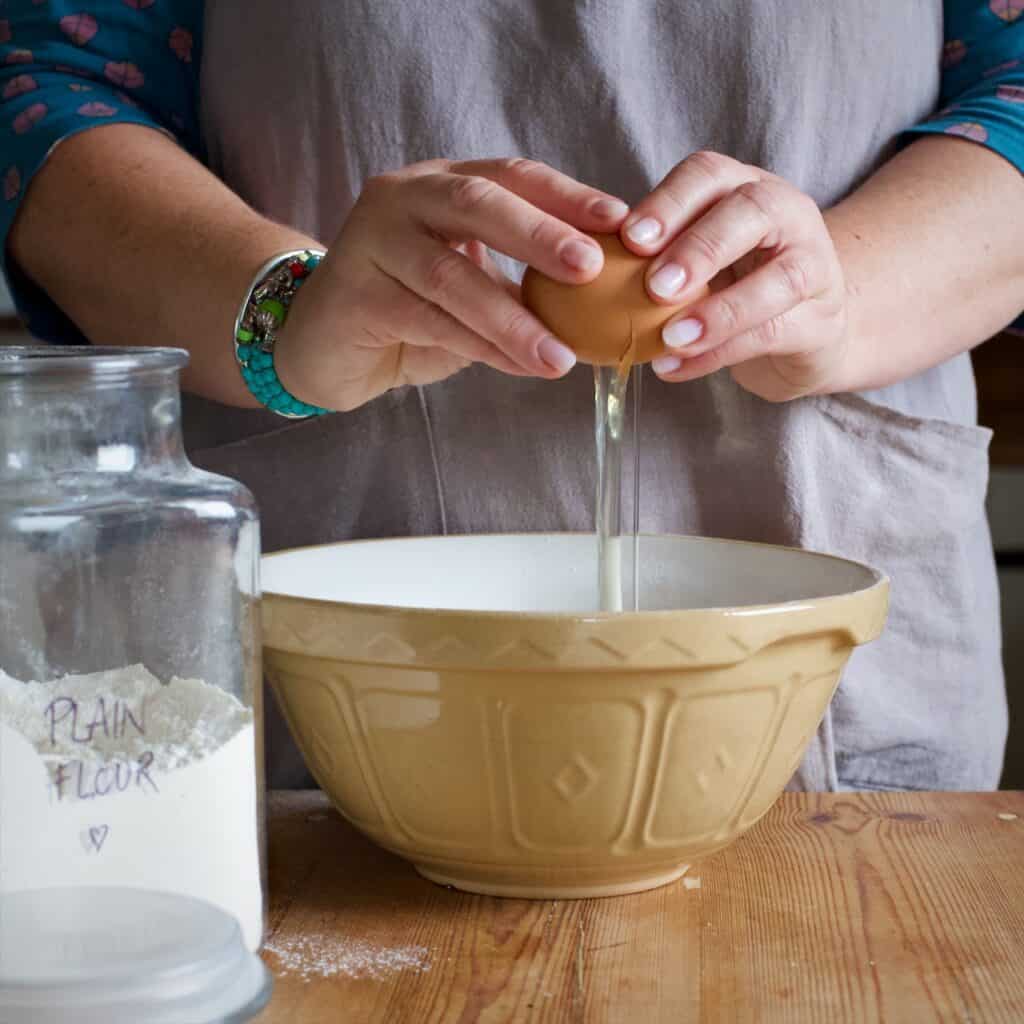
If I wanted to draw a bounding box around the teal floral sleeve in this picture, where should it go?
[906,2,1024,333]
[907,0,1024,170]
[0,0,201,340]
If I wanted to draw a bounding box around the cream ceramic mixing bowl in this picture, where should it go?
[261,534,887,899]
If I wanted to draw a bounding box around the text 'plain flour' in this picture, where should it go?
[0,664,263,950]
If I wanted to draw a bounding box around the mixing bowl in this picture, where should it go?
[261,534,887,898]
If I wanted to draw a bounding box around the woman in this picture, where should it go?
[2,1,1022,790]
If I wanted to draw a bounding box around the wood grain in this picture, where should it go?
[257,791,1024,1023]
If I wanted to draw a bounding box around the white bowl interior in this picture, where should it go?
[261,534,881,614]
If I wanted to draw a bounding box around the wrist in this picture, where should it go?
[233,248,329,418]
[271,289,318,408]
[819,215,871,396]
[812,288,862,397]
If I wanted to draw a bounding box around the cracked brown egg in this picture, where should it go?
[522,233,708,366]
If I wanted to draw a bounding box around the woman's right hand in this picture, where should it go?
[273,158,629,411]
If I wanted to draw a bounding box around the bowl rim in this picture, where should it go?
[260,531,889,621]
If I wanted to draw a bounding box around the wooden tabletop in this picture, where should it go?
[257,790,1024,1023]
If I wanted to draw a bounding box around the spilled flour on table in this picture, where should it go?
[264,934,431,982]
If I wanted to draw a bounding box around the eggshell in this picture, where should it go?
[522,233,707,366]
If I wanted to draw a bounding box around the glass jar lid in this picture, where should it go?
[0,887,272,1023]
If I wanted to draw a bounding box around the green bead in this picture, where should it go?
[236,328,254,343]
[257,298,286,323]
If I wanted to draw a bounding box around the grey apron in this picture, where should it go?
[192,1,1006,791]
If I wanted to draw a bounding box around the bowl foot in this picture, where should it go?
[413,862,691,900]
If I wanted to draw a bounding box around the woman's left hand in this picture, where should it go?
[623,152,849,402]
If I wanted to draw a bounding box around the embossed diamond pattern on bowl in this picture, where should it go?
[262,534,888,899]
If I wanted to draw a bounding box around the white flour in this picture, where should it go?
[264,933,431,983]
[0,665,263,951]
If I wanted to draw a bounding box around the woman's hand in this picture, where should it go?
[622,152,849,402]
[274,158,629,411]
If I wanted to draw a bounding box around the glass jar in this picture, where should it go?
[0,347,265,955]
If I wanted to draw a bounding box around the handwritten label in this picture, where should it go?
[45,695,145,746]
[87,825,110,852]
[52,751,159,801]
[42,695,159,803]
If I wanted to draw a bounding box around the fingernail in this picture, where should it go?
[649,263,687,299]
[626,217,662,245]
[560,239,603,272]
[663,317,703,348]
[652,355,682,375]
[538,336,577,375]
[591,198,629,221]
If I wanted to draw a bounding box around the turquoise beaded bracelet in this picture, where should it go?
[233,248,329,419]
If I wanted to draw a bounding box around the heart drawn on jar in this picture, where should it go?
[88,825,110,852]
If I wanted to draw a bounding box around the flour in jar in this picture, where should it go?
[0,664,263,951]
